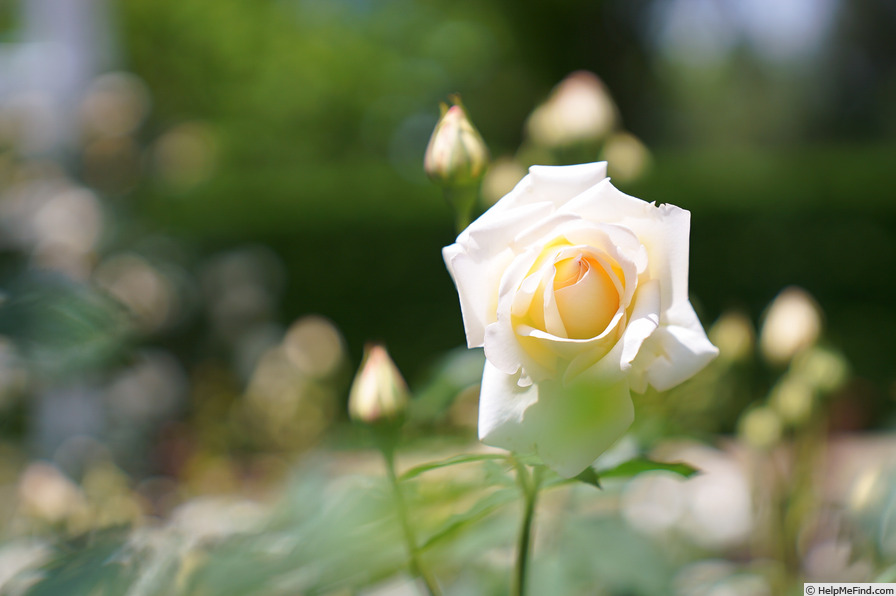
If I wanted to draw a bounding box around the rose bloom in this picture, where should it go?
[443,162,718,476]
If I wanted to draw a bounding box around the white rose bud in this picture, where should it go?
[348,344,409,424]
[759,287,822,365]
[424,99,489,188]
[526,71,617,149]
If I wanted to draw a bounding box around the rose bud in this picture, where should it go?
[526,71,618,149]
[424,98,489,188]
[759,286,822,366]
[348,344,409,424]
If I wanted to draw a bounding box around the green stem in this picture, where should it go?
[382,446,442,596]
[443,185,476,233]
[511,460,543,596]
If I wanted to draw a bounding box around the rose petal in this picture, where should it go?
[629,301,719,392]
[462,162,608,251]
[444,202,557,347]
[563,279,662,383]
[527,162,608,208]
[478,361,540,453]
[479,360,634,478]
[554,256,619,340]
[526,375,634,477]
[564,179,692,311]
[484,319,555,381]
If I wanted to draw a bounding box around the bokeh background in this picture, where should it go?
[0,0,895,594]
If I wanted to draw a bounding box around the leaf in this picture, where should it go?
[573,467,602,489]
[598,458,699,480]
[399,453,509,481]
[419,488,518,551]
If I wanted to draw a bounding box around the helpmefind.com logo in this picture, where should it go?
[805,584,896,595]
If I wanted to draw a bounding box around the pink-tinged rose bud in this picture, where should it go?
[424,99,489,188]
[348,344,409,424]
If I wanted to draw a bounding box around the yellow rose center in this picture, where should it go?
[552,255,619,339]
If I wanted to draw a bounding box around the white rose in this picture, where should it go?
[443,162,718,476]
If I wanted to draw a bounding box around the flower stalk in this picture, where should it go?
[511,459,544,596]
[380,439,442,596]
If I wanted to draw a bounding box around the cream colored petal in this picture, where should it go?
[564,279,661,384]
[541,269,568,338]
[563,179,692,312]
[554,257,619,340]
[630,300,718,392]
[484,319,555,381]
[478,361,540,454]
[444,200,555,347]
[527,162,608,208]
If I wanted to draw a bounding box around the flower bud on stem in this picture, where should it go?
[349,346,440,595]
[349,344,409,426]
[424,96,489,233]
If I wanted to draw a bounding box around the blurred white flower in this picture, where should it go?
[759,286,822,365]
[709,310,755,363]
[739,406,783,449]
[526,71,617,148]
[79,72,150,139]
[481,157,527,207]
[603,132,651,182]
[18,462,86,523]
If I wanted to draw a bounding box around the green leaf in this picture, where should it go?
[598,458,699,480]
[419,488,518,551]
[399,453,510,481]
[573,467,602,489]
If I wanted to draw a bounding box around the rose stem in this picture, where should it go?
[511,459,544,596]
[381,444,442,596]
[444,186,476,233]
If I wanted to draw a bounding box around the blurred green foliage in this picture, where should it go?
[112,0,896,406]
[0,0,895,592]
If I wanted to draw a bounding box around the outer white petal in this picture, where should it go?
[442,164,610,348]
[630,301,719,392]
[478,361,540,454]
[563,179,692,311]
[479,358,634,478]
[460,162,607,247]
[444,202,553,348]
[526,162,608,210]
[525,374,633,478]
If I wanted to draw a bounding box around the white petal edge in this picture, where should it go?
[478,361,540,454]
[629,301,719,392]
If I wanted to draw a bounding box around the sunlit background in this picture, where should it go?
[0,0,895,594]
